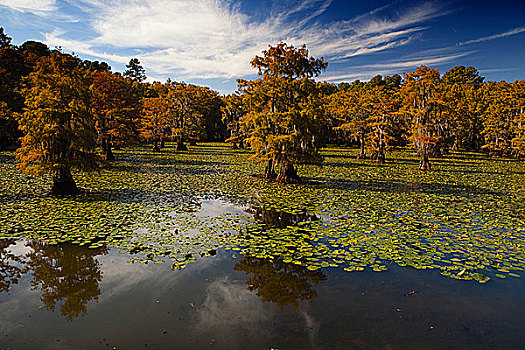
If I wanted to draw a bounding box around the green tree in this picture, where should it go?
[140,82,170,151]
[481,80,525,157]
[166,81,209,150]
[510,80,525,156]
[366,82,402,163]
[82,59,111,73]
[0,27,12,48]
[441,66,485,151]
[328,85,369,158]
[16,52,99,195]
[123,58,146,82]
[328,75,402,162]
[238,43,328,183]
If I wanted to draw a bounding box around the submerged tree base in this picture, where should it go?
[176,142,188,151]
[102,141,115,161]
[51,169,79,195]
[264,159,277,180]
[419,158,431,171]
[276,162,301,184]
[375,152,386,164]
[105,148,115,161]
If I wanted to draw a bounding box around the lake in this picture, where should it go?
[1,143,524,349]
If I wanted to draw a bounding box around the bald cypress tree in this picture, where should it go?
[16,52,99,195]
[239,43,328,183]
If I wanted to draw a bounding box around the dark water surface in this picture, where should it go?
[0,240,524,350]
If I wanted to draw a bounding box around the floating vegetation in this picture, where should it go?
[1,144,524,283]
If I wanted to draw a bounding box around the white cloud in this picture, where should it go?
[0,0,56,13]
[42,0,450,83]
[358,51,473,70]
[43,29,130,64]
[323,51,473,82]
[196,277,274,348]
[458,26,525,46]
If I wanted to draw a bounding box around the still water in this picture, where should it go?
[1,239,524,350]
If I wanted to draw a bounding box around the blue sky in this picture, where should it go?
[1,0,524,94]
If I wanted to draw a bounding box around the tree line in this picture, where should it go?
[0,27,523,193]
[224,43,524,181]
[0,28,225,194]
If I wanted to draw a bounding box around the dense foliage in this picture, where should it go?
[238,43,328,183]
[0,27,524,191]
[17,52,99,195]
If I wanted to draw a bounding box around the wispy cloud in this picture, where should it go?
[458,26,525,45]
[323,51,473,82]
[38,0,450,82]
[479,67,517,73]
[0,0,56,13]
[44,29,130,64]
[358,51,473,69]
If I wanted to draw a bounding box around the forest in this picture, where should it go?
[1,28,524,195]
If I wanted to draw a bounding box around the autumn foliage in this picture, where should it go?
[16,52,99,194]
[0,26,524,193]
[238,43,328,183]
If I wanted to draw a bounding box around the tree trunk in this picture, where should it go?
[232,142,238,149]
[430,145,444,158]
[51,168,79,196]
[152,140,160,152]
[189,140,197,146]
[239,141,244,149]
[160,138,165,148]
[419,153,431,171]
[105,140,115,161]
[176,140,188,151]
[276,161,301,184]
[451,137,459,152]
[264,159,277,180]
[376,151,385,164]
[357,133,366,159]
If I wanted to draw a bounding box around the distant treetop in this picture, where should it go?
[123,58,146,82]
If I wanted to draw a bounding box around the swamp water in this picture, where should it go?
[1,144,524,349]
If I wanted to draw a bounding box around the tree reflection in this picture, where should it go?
[25,241,107,321]
[247,206,318,228]
[234,256,326,309]
[0,239,28,293]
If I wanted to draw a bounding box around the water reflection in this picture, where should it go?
[0,239,28,292]
[25,242,107,321]
[234,256,326,309]
[247,206,318,228]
